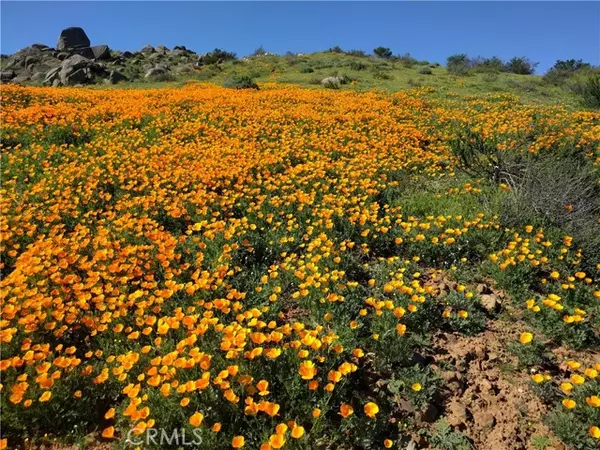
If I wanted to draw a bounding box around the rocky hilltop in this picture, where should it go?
[0,27,207,86]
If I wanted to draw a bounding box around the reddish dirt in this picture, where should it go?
[432,319,564,450]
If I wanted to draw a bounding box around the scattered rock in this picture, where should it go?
[57,27,91,52]
[480,294,501,312]
[145,67,168,78]
[0,70,16,82]
[140,45,156,54]
[321,76,348,88]
[30,72,46,83]
[44,66,61,85]
[91,45,110,60]
[446,400,469,426]
[106,70,128,84]
[11,73,30,84]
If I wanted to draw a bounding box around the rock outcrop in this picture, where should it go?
[0,26,202,86]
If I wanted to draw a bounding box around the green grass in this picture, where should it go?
[92,52,582,107]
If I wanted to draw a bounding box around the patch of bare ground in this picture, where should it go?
[431,318,564,450]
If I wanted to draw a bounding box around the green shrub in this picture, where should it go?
[417,66,433,75]
[251,46,266,57]
[223,75,259,90]
[447,54,471,76]
[481,72,499,82]
[572,72,600,108]
[346,49,367,57]
[299,66,314,73]
[373,46,393,59]
[374,71,394,80]
[397,53,417,68]
[203,48,237,65]
[504,57,538,75]
[544,59,591,85]
[147,72,176,82]
[349,61,367,71]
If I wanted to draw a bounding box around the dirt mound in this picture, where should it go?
[433,320,563,450]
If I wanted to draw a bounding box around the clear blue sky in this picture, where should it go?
[1,1,599,72]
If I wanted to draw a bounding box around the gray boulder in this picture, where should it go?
[63,68,89,85]
[57,52,69,61]
[31,43,49,50]
[321,76,349,88]
[145,67,168,78]
[71,47,95,59]
[44,66,61,85]
[91,45,110,60]
[107,70,128,84]
[156,45,170,54]
[59,54,99,85]
[140,45,155,54]
[11,73,31,84]
[57,27,91,51]
[1,70,16,82]
[31,72,46,83]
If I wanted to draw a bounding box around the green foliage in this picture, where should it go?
[203,48,237,65]
[417,66,433,75]
[251,45,266,57]
[222,75,259,90]
[547,408,599,450]
[373,47,393,59]
[428,419,473,450]
[374,71,394,80]
[446,54,471,76]
[572,72,600,108]
[504,57,538,75]
[544,59,591,85]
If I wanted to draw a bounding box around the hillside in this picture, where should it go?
[0,27,587,108]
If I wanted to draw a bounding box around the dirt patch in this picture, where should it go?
[432,319,564,450]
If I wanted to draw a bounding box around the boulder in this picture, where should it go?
[122,51,133,59]
[30,72,46,83]
[59,54,99,85]
[31,43,49,50]
[11,73,31,84]
[44,66,61,85]
[57,27,91,51]
[156,45,170,54]
[91,45,110,60]
[57,52,69,61]
[140,45,155,54]
[107,70,128,84]
[145,67,167,78]
[71,47,95,59]
[321,76,343,87]
[0,70,15,82]
[62,68,89,85]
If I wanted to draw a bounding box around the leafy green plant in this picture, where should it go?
[223,75,259,90]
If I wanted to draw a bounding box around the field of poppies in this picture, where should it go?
[1,82,599,449]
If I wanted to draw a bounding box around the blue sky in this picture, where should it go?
[1,2,598,72]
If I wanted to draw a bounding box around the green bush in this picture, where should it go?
[349,61,367,71]
[374,71,394,80]
[373,46,393,59]
[572,72,600,108]
[417,66,433,75]
[203,48,237,65]
[544,59,591,85]
[446,54,471,76]
[504,57,538,75]
[346,49,367,57]
[299,66,314,73]
[223,75,259,90]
